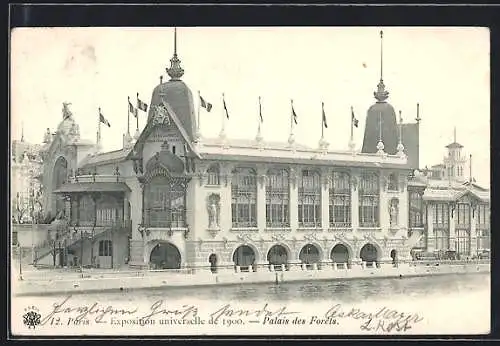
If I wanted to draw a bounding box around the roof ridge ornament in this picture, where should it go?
[166,27,185,81]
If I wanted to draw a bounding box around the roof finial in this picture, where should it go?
[166,27,184,81]
[380,30,384,81]
[21,121,24,142]
[454,126,457,143]
[374,30,389,102]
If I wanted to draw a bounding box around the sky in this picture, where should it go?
[10,27,490,186]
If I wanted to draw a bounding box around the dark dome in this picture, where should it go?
[147,80,196,142]
[361,101,399,155]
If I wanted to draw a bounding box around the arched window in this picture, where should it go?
[231,167,257,228]
[409,191,424,228]
[98,240,112,257]
[329,171,351,228]
[388,173,398,191]
[266,168,289,228]
[144,175,186,228]
[207,164,220,186]
[298,169,321,228]
[359,172,379,227]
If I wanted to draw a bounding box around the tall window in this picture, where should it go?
[207,164,220,186]
[476,204,490,227]
[144,175,186,228]
[456,203,471,228]
[298,169,321,228]
[329,171,351,227]
[388,173,398,191]
[266,168,289,228]
[456,229,470,255]
[96,196,122,226]
[231,167,257,228]
[409,191,424,228]
[433,203,450,250]
[98,240,112,256]
[79,195,96,226]
[359,172,379,227]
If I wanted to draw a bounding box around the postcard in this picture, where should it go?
[10,26,490,336]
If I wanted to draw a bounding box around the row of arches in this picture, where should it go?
[149,242,398,271]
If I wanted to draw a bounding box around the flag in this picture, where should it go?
[128,99,135,116]
[137,98,148,112]
[223,97,229,119]
[322,102,328,129]
[259,97,263,123]
[200,95,212,112]
[351,107,359,128]
[292,103,298,125]
[99,110,111,127]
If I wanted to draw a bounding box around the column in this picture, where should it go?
[379,173,388,231]
[351,170,359,230]
[449,203,456,251]
[426,203,435,252]
[257,166,267,231]
[220,166,232,232]
[398,175,408,230]
[64,195,71,220]
[127,177,145,267]
[321,171,330,231]
[470,206,478,256]
[289,168,299,231]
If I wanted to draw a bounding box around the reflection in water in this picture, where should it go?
[63,273,489,304]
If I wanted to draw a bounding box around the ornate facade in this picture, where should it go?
[27,30,490,270]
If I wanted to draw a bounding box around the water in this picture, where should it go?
[12,273,490,335]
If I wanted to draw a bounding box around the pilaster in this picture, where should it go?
[257,166,267,231]
[289,167,299,231]
[426,203,435,252]
[350,172,359,229]
[449,203,456,251]
[320,169,330,230]
[470,206,478,255]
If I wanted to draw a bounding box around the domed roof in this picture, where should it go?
[361,80,399,155]
[147,79,196,141]
[146,28,196,142]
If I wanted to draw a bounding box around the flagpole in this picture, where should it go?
[97,107,102,147]
[197,90,201,135]
[258,96,262,134]
[127,97,130,136]
[350,106,354,141]
[136,93,139,131]
[321,102,324,139]
[220,92,226,138]
[290,99,294,135]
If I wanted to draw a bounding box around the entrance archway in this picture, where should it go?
[267,244,289,271]
[149,242,181,270]
[360,243,379,266]
[232,245,256,272]
[299,243,321,269]
[331,244,351,268]
[52,156,68,215]
[208,253,218,273]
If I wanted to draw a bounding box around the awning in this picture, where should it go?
[53,182,131,194]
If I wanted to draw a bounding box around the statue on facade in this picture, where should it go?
[389,199,398,227]
[207,194,220,229]
[43,128,52,144]
[62,102,73,120]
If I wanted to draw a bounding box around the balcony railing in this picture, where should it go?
[70,220,132,229]
[68,174,124,184]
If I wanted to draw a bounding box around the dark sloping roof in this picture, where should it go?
[53,182,131,193]
[79,149,131,168]
[402,123,419,170]
[361,102,399,155]
[147,80,196,141]
[445,142,464,149]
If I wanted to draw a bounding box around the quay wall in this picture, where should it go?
[13,262,490,297]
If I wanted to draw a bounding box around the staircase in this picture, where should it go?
[407,228,425,248]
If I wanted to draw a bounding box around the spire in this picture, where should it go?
[21,122,24,142]
[166,27,184,81]
[374,30,389,102]
[415,103,421,123]
[453,126,457,143]
[397,110,405,156]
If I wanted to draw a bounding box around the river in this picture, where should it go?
[12,273,490,336]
